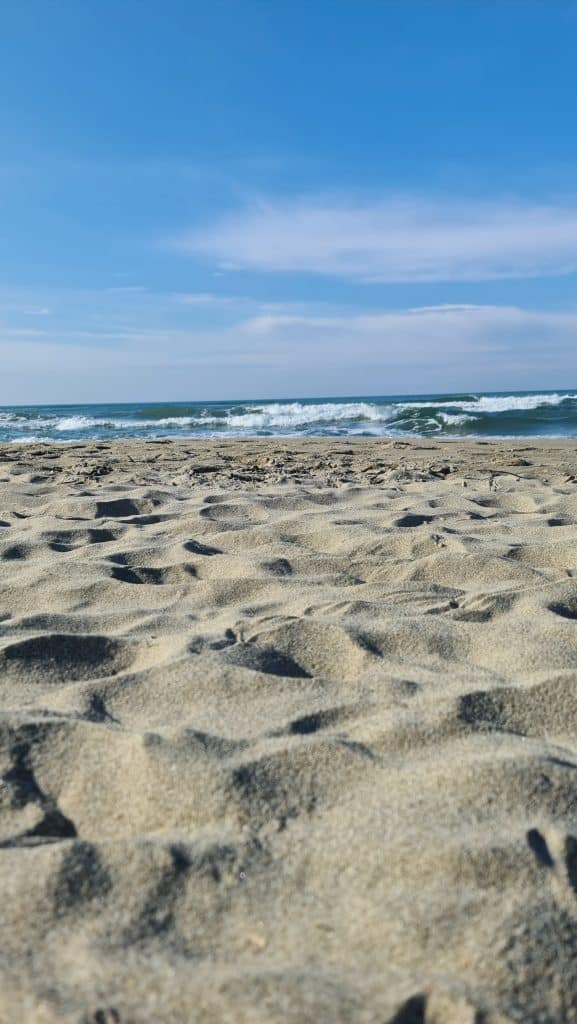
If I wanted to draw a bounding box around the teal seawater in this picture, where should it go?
[1,391,577,442]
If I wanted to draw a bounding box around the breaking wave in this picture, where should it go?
[1,391,577,442]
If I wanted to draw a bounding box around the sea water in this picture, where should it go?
[1,391,577,442]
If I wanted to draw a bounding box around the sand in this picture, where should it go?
[2,437,577,1022]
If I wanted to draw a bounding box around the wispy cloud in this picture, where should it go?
[237,303,577,372]
[172,292,236,306]
[105,286,147,294]
[241,302,577,336]
[178,196,577,283]
[0,303,51,317]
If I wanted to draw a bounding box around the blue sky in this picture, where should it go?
[3,1,577,402]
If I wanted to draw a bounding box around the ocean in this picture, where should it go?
[1,391,577,443]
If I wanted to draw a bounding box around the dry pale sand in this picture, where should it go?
[2,437,577,1023]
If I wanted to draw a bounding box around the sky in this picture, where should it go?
[3,0,577,403]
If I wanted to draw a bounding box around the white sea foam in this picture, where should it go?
[437,413,476,426]
[139,417,200,427]
[9,436,52,444]
[55,416,108,431]
[212,401,395,430]
[5,417,54,431]
[445,393,572,414]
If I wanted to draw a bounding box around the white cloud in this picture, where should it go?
[172,292,235,306]
[178,196,577,283]
[105,286,147,294]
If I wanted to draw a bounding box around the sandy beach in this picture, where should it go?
[2,437,577,1022]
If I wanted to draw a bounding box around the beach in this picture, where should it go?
[2,436,577,1022]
